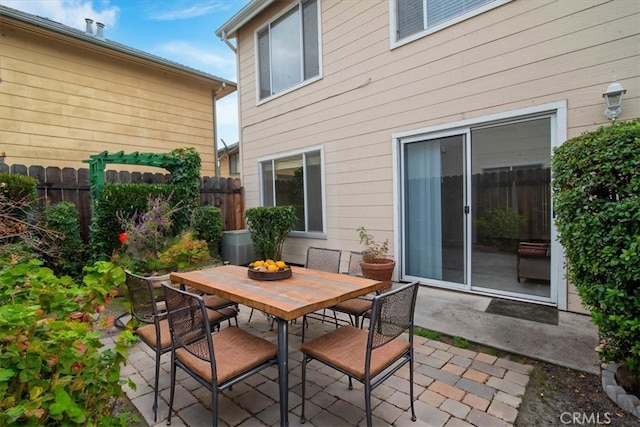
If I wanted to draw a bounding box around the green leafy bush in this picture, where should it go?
[551,118,640,376]
[245,206,297,261]
[475,207,527,252]
[0,172,38,204]
[0,260,137,426]
[113,195,210,274]
[88,183,178,261]
[41,201,86,278]
[193,206,223,257]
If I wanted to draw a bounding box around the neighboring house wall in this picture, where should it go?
[218,144,240,177]
[0,7,236,176]
[225,0,639,313]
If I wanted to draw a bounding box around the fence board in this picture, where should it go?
[3,164,244,242]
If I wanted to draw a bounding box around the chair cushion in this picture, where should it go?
[137,318,172,351]
[203,294,235,310]
[300,325,410,381]
[206,307,238,323]
[333,298,372,316]
[176,327,277,384]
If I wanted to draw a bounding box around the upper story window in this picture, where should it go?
[257,0,320,101]
[393,0,507,45]
[260,148,325,236]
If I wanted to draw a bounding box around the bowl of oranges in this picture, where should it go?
[247,259,292,281]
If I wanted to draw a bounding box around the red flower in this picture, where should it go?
[72,362,82,372]
[118,232,128,244]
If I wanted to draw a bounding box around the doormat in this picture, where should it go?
[485,298,559,325]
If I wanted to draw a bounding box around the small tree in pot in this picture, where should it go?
[245,206,298,261]
[357,226,395,288]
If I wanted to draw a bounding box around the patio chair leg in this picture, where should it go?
[167,353,176,426]
[365,381,373,427]
[153,349,160,421]
[300,356,308,424]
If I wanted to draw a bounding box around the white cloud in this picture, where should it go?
[0,0,118,30]
[156,41,237,81]
[148,3,220,21]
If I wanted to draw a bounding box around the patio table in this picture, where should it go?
[170,264,384,427]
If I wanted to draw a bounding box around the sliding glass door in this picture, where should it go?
[401,116,554,302]
[403,134,466,287]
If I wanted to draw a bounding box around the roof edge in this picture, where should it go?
[215,0,274,39]
[1,5,237,93]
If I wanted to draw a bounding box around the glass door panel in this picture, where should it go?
[470,118,551,298]
[404,135,465,285]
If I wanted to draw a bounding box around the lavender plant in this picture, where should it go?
[115,195,181,274]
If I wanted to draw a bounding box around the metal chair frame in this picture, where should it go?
[300,282,420,426]
[332,251,374,328]
[123,271,170,422]
[301,247,343,341]
[162,285,278,426]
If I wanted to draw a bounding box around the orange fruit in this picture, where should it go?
[267,264,279,272]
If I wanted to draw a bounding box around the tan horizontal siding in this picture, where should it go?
[0,23,222,174]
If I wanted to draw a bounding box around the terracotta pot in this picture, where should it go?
[360,259,396,290]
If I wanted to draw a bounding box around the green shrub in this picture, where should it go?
[88,183,179,262]
[0,173,39,247]
[0,172,38,204]
[0,260,137,426]
[551,118,640,375]
[42,201,86,278]
[476,207,527,252]
[156,231,211,272]
[0,242,42,265]
[193,206,223,257]
[245,206,297,261]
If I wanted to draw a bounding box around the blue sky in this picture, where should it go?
[0,0,248,146]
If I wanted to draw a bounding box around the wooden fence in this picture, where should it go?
[0,163,244,242]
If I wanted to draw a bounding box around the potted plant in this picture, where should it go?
[357,226,395,288]
[245,206,297,261]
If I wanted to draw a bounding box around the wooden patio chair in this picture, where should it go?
[299,281,420,426]
[161,284,278,426]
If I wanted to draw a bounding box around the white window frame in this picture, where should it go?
[389,0,510,49]
[258,146,326,238]
[392,101,568,309]
[255,0,323,104]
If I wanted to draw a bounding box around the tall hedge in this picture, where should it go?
[551,118,640,375]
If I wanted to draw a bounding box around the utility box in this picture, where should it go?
[221,230,255,265]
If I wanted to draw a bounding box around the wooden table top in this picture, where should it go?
[170,265,384,321]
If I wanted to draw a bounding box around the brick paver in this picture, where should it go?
[102,304,533,426]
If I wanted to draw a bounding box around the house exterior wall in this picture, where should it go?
[232,0,639,313]
[0,16,233,176]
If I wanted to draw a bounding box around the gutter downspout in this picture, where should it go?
[221,30,237,53]
[213,83,226,179]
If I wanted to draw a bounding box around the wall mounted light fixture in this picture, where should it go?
[603,78,626,120]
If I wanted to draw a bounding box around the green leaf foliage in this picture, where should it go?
[42,201,87,278]
[0,260,137,426]
[88,183,179,261]
[551,118,640,375]
[0,172,38,204]
[245,206,298,261]
[193,206,224,257]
